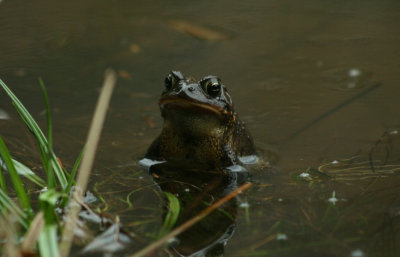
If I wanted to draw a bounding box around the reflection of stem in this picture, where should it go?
[130,182,253,257]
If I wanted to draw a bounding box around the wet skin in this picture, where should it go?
[145,71,256,167]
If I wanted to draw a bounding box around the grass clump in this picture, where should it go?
[0,78,80,257]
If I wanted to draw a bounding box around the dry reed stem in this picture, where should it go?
[130,182,252,257]
[59,69,117,257]
[1,214,22,257]
[20,211,44,254]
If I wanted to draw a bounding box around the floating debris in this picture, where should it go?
[239,202,249,208]
[350,249,364,257]
[82,224,131,254]
[129,43,141,54]
[83,191,97,204]
[328,191,338,205]
[276,233,288,241]
[79,210,102,224]
[299,172,310,178]
[227,164,246,172]
[319,155,400,181]
[168,20,230,41]
[0,109,10,120]
[138,158,165,168]
[15,69,26,77]
[238,155,259,164]
[117,70,132,80]
[348,68,362,78]
[142,115,156,128]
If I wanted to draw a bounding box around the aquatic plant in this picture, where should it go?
[0,78,84,256]
[0,72,115,257]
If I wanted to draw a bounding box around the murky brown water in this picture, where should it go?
[1,0,400,256]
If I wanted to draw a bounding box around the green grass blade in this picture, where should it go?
[38,189,63,257]
[0,137,31,211]
[38,225,60,257]
[0,79,67,188]
[158,192,180,238]
[39,78,52,151]
[39,189,63,224]
[39,78,56,188]
[0,189,28,228]
[12,159,46,187]
[61,148,84,207]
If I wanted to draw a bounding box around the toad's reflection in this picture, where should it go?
[149,162,248,257]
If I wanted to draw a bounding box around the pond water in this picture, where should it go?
[1,0,400,256]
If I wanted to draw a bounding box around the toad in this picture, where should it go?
[144,71,256,168]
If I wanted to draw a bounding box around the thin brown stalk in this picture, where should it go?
[58,69,117,257]
[129,182,252,257]
[1,214,22,257]
[20,211,44,254]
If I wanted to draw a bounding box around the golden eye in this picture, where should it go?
[205,80,221,97]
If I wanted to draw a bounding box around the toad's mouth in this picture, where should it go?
[159,96,230,118]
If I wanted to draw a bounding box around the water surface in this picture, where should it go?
[1,0,400,256]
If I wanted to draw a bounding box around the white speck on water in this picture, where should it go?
[138,176,144,180]
[299,172,310,178]
[138,158,165,168]
[166,237,180,246]
[239,202,249,208]
[350,249,364,257]
[277,198,283,202]
[348,68,361,77]
[0,109,10,120]
[184,188,190,192]
[227,164,246,172]
[328,191,338,205]
[238,155,259,164]
[331,160,339,164]
[276,233,288,240]
[390,130,398,135]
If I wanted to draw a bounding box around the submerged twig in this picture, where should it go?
[59,69,117,257]
[287,82,382,141]
[129,182,252,257]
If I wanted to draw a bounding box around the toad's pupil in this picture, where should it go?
[207,82,220,97]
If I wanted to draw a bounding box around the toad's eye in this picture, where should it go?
[164,74,174,90]
[205,79,221,97]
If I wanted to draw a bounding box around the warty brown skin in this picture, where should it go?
[145,71,255,167]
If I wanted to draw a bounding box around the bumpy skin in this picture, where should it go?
[145,71,255,167]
